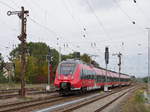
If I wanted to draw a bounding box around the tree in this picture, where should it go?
[10,42,100,83]
[91,60,99,67]
[0,53,7,83]
[142,77,149,83]
[0,53,4,74]
[10,42,60,83]
[80,53,91,64]
[62,52,100,67]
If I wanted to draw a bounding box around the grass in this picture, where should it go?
[123,87,150,112]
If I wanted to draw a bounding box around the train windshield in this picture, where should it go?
[59,63,76,75]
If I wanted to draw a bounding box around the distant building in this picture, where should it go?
[3,62,14,78]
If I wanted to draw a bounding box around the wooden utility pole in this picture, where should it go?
[7,6,29,97]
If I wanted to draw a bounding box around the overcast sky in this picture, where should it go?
[0,0,149,77]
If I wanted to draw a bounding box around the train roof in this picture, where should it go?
[61,59,84,64]
[63,59,130,78]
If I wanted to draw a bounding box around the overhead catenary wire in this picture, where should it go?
[0,1,61,57]
[85,0,110,40]
[61,0,87,37]
[0,0,15,9]
[61,0,82,29]
[66,0,87,34]
[25,0,47,17]
[17,0,60,43]
[29,0,46,12]
[28,17,58,38]
[112,0,147,33]
[132,0,150,25]
[9,0,20,9]
[0,1,21,39]
[112,0,136,24]
[62,43,77,53]
[22,0,81,44]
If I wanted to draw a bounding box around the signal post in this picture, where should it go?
[104,47,109,92]
[7,7,29,97]
[46,49,52,91]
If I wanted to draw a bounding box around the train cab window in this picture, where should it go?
[94,73,97,81]
[82,69,87,79]
[101,76,104,82]
[108,77,111,82]
[80,69,84,79]
[82,69,86,79]
[93,71,96,80]
[108,77,110,82]
[59,63,76,75]
[103,76,106,82]
[91,72,94,80]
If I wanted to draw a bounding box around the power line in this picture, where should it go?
[19,0,61,40]
[0,1,21,33]
[25,0,45,15]
[30,0,45,11]
[0,0,15,9]
[18,0,59,40]
[28,17,58,37]
[133,0,150,25]
[85,0,110,39]
[9,0,20,9]
[112,0,147,33]
[61,0,86,37]
[61,0,81,28]
[112,0,136,24]
[0,1,59,46]
[66,0,87,29]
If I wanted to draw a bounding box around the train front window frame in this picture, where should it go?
[58,63,76,75]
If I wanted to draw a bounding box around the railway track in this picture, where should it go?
[0,89,18,94]
[0,93,60,112]
[94,87,137,112]
[0,88,55,99]
[0,89,102,112]
[0,86,135,112]
[0,93,19,99]
[0,88,45,94]
[52,86,137,112]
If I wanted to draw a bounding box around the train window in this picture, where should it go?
[83,69,86,79]
[59,63,76,75]
[83,69,87,79]
[101,76,104,82]
[103,76,106,82]
[110,77,112,82]
[108,77,110,82]
[94,73,96,80]
[80,69,83,79]
[100,75,102,82]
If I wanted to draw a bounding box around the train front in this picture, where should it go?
[54,60,80,95]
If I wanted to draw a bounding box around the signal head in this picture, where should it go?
[7,11,12,16]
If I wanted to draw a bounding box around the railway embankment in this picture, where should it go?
[121,86,150,112]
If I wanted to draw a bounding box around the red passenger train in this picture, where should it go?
[54,59,130,95]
